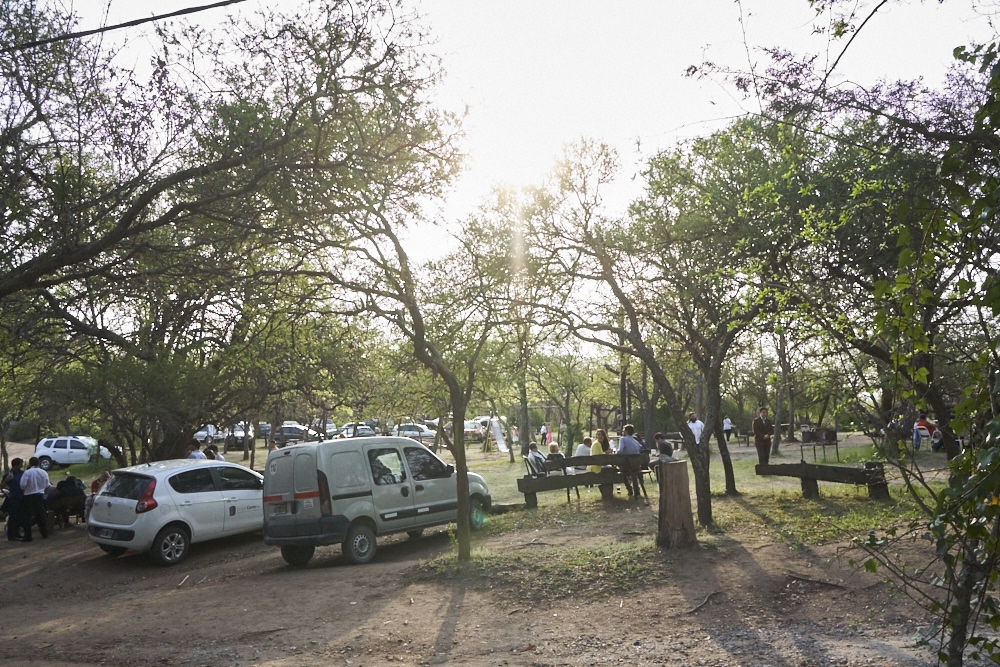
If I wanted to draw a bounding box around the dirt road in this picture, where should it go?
[1,491,952,667]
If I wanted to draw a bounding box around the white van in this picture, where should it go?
[262,437,491,566]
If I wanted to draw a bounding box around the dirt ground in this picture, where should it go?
[0,438,968,666]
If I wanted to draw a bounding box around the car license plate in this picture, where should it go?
[99,528,113,539]
[272,503,288,516]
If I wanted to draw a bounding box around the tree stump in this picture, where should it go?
[656,460,696,548]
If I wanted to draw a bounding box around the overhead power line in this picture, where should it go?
[3,0,250,53]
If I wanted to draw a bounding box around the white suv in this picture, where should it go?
[34,435,111,470]
[87,460,264,565]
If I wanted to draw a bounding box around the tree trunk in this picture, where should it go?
[448,396,471,562]
[772,331,787,455]
[657,460,697,548]
[715,422,738,495]
[518,379,531,457]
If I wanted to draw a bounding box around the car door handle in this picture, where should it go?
[414,484,424,491]
[400,487,409,497]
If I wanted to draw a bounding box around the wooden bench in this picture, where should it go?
[755,461,888,499]
[517,454,649,508]
[45,495,86,529]
[799,428,840,462]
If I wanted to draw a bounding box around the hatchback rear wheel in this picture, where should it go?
[150,525,190,566]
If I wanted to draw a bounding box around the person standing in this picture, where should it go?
[687,412,705,445]
[1,458,26,541]
[20,457,50,541]
[188,441,207,459]
[752,408,775,465]
[615,424,643,498]
[539,423,547,442]
[722,416,733,442]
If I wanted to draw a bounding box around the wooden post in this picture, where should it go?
[801,477,819,499]
[656,460,696,548]
[524,492,538,509]
[598,483,615,500]
[865,462,889,499]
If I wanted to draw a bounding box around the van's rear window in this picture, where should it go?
[101,473,152,500]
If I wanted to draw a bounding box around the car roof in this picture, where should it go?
[112,459,262,478]
[38,435,98,445]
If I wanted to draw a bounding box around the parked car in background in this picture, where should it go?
[313,420,338,438]
[258,423,271,440]
[34,436,111,470]
[339,423,377,438]
[193,425,223,444]
[231,423,253,440]
[275,425,323,446]
[87,460,264,565]
[445,420,484,442]
[390,423,436,444]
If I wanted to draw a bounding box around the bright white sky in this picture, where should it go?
[73,0,997,254]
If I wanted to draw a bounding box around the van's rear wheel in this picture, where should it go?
[280,545,314,567]
[343,523,377,564]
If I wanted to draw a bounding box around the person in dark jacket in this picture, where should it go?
[0,458,26,541]
[752,408,775,465]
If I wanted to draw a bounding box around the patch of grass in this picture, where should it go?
[46,458,115,485]
[711,490,926,547]
[419,538,659,601]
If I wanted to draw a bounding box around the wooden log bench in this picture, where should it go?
[45,494,87,529]
[517,454,649,509]
[755,461,888,500]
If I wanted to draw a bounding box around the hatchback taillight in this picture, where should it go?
[136,479,158,513]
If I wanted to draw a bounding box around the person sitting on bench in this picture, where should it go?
[589,430,612,473]
[526,442,547,475]
[546,443,568,475]
[615,424,643,499]
[574,438,592,473]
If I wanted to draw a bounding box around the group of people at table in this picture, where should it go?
[526,424,682,499]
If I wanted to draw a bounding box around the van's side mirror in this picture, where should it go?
[445,464,454,476]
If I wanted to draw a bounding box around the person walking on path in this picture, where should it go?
[752,408,775,465]
[687,412,705,445]
[723,416,733,442]
[20,457,50,541]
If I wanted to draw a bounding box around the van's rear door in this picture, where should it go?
[263,448,321,537]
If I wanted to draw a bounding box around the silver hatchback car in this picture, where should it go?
[87,459,264,565]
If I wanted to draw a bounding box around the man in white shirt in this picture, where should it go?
[688,412,705,445]
[188,442,207,459]
[20,457,50,540]
[722,416,733,442]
